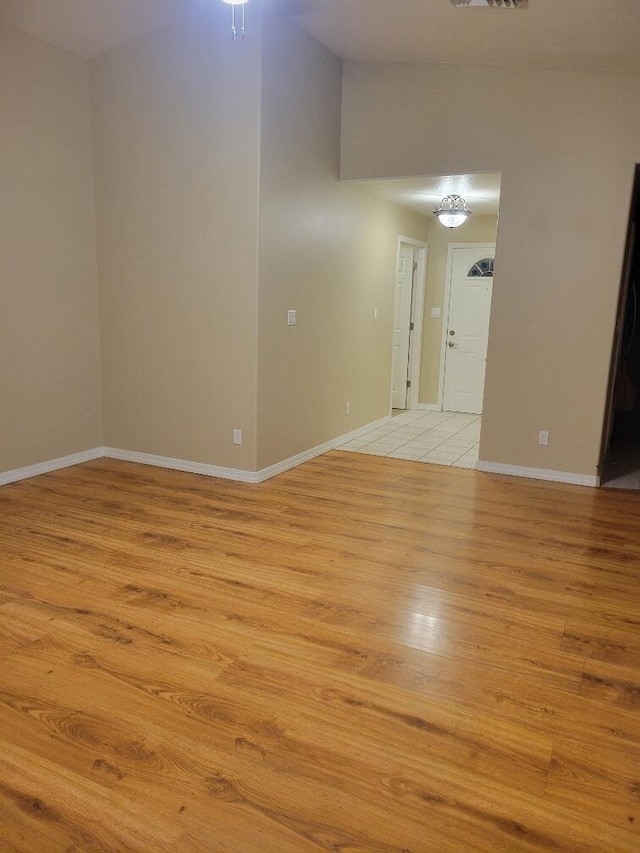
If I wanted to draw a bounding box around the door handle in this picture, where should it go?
[448,341,458,348]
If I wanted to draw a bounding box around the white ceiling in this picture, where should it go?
[1,0,640,74]
[298,0,640,74]
[0,0,201,60]
[353,173,502,219]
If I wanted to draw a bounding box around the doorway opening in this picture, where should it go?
[600,165,640,489]
[338,171,501,470]
[391,237,427,413]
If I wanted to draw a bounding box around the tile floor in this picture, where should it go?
[337,410,481,469]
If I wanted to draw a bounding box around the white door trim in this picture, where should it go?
[437,243,495,411]
[390,236,428,412]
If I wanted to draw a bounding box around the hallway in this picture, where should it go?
[337,411,480,468]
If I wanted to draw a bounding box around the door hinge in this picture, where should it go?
[406,380,412,388]
[413,262,418,271]
[409,322,415,331]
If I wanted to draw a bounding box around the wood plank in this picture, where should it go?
[2,454,640,850]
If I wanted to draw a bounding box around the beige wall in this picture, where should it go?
[342,62,640,477]
[420,215,498,405]
[257,16,429,469]
[0,26,102,474]
[16,17,624,481]
[91,6,261,470]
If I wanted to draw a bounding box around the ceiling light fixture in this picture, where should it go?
[222,0,248,40]
[434,195,472,228]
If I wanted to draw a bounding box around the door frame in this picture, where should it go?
[437,243,496,411]
[598,165,640,479]
[389,236,428,412]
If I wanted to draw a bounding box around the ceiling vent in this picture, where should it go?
[450,0,528,7]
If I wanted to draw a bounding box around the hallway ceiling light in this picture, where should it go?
[222,0,249,40]
[434,195,472,228]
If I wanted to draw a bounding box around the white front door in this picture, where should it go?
[443,246,495,414]
[391,244,416,409]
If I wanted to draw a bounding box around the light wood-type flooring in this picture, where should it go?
[1,453,640,852]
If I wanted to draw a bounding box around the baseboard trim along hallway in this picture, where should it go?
[0,421,600,489]
[476,460,600,487]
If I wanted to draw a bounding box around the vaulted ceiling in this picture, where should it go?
[0,1,632,219]
[1,0,640,75]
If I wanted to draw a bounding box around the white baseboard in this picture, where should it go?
[0,434,601,492]
[256,415,392,482]
[417,403,442,412]
[106,415,393,485]
[476,460,599,488]
[0,447,105,487]
[0,414,394,489]
[104,448,260,484]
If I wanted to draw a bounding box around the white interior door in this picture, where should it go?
[443,247,495,414]
[391,245,415,409]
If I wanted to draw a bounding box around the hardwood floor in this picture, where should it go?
[1,452,640,851]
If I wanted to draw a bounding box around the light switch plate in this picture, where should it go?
[287,309,297,326]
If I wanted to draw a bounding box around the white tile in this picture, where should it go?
[459,428,481,436]
[388,448,428,460]
[421,451,464,464]
[334,416,482,468]
[455,437,480,447]
[439,434,475,444]
[338,440,371,450]
[364,442,406,453]
[391,412,424,424]
[438,440,476,452]
[451,458,477,469]
[359,435,393,446]
[447,414,479,425]
[363,428,396,439]
[390,428,425,439]
[400,424,432,435]
[419,456,454,468]
[455,449,479,463]
[415,414,450,424]
[460,443,479,455]
[404,440,445,452]
[404,435,442,445]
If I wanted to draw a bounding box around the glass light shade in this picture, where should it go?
[436,212,470,228]
[434,195,472,229]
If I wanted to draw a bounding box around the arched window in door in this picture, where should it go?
[468,258,494,277]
